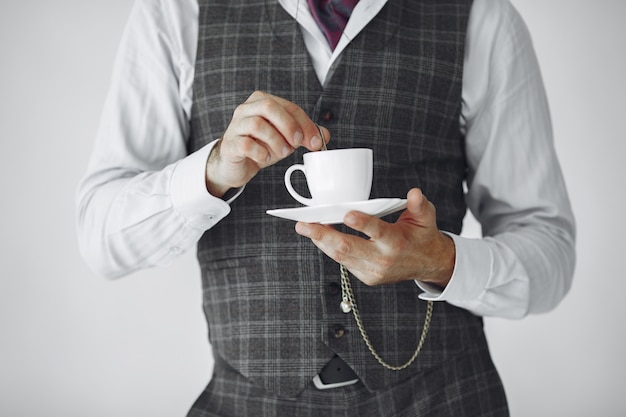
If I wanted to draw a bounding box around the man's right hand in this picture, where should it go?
[205,91,330,197]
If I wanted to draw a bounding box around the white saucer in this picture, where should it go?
[266,198,407,224]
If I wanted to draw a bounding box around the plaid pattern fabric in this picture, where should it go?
[187,343,509,417]
[189,0,504,407]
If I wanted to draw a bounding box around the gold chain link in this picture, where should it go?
[340,264,433,371]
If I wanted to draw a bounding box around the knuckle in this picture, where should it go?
[329,238,353,264]
[259,97,278,114]
[309,225,324,242]
[232,105,243,119]
[308,229,324,241]
[249,90,266,100]
[239,136,256,154]
[248,115,265,131]
[336,238,352,255]
[232,101,249,119]
[284,100,303,116]
[333,251,347,264]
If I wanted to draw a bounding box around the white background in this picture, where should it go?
[0,0,624,415]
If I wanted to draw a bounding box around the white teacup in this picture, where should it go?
[284,148,373,206]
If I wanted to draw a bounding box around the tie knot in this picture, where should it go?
[307,0,360,50]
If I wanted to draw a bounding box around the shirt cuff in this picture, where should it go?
[416,233,493,303]
[170,140,236,229]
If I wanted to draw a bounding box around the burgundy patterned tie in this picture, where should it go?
[306,0,360,50]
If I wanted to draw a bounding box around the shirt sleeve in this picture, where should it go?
[76,0,233,278]
[416,0,576,318]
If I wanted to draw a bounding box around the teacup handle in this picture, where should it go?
[284,164,314,206]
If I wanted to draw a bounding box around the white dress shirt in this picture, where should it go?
[76,0,576,319]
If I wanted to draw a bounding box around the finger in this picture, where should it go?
[296,221,402,286]
[220,124,280,166]
[343,210,390,241]
[237,115,294,162]
[399,188,436,227]
[312,123,331,151]
[295,221,375,267]
[250,93,331,151]
[232,134,272,165]
[239,92,309,150]
[295,221,334,241]
[340,212,404,273]
[269,98,332,151]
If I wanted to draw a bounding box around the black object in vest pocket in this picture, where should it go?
[318,355,358,384]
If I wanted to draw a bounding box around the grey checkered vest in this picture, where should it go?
[189,0,490,399]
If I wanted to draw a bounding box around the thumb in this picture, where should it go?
[400,188,434,227]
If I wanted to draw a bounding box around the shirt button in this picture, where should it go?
[321,110,334,122]
[332,324,346,339]
[327,282,341,295]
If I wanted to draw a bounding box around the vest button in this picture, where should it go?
[321,111,334,122]
[332,324,346,339]
[327,282,341,295]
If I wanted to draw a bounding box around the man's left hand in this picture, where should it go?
[295,188,455,287]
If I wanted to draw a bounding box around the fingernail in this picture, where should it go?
[293,130,303,146]
[282,146,292,157]
[310,136,322,149]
